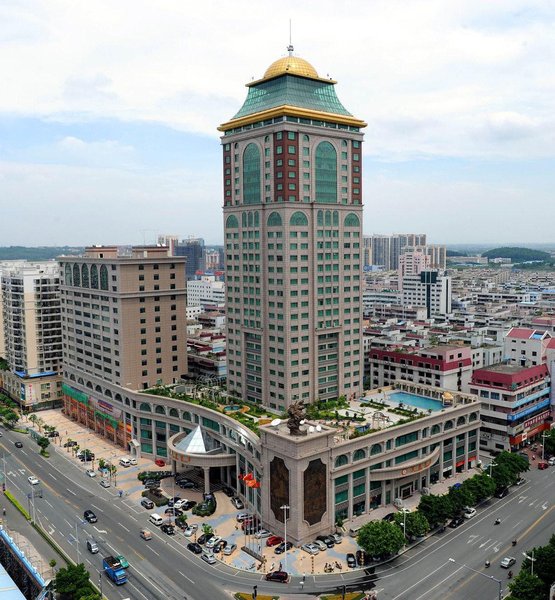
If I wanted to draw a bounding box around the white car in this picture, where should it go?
[500,556,516,568]
[173,499,186,510]
[184,524,198,537]
[313,540,327,551]
[130,457,138,465]
[86,469,96,477]
[223,543,237,555]
[99,479,110,488]
[201,551,216,565]
[463,508,477,519]
[302,543,320,555]
[254,529,271,539]
[205,536,222,549]
[28,476,40,485]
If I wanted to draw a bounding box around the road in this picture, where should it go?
[2,426,553,600]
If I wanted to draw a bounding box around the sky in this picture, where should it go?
[1,0,554,246]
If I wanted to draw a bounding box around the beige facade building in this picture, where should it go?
[221,49,365,410]
[1,262,63,409]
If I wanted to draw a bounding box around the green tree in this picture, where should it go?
[202,523,214,536]
[357,520,406,559]
[506,571,545,600]
[418,494,453,527]
[462,473,496,502]
[54,563,97,599]
[448,486,475,515]
[522,539,555,597]
[393,511,429,539]
[495,451,529,479]
[37,436,50,454]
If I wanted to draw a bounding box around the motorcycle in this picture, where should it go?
[512,539,517,546]
[494,518,501,525]
[508,571,513,580]
[485,561,490,568]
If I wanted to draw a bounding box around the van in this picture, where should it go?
[119,457,131,467]
[349,525,362,538]
[149,513,164,526]
[86,539,99,554]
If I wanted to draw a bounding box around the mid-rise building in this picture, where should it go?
[503,327,552,367]
[399,248,431,278]
[187,331,226,380]
[401,271,452,317]
[174,238,205,280]
[186,275,226,309]
[1,262,62,409]
[470,363,551,452]
[220,47,365,409]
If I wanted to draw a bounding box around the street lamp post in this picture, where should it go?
[540,432,548,462]
[280,504,290,573]
[522,550,536,577]
[448,558,502,600]
[488,462,498,478]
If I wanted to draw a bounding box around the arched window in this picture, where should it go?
[226,215,239,228]
[182,411,191,421]
[90,264,99,288]
[344,213,360,227]
[169,408,179,418]
[469,412,478,422]
[444,420,454,431]
[248,211,253,227]
[254,211,260,227]
[100,265,108,290]
[456,416,466,426]
[64,263,73,286]
[267,212,282,227]
[431,424,441,435]
[139,402,152,412]
[370,443,382,455]
[86,381,93,389]
[334,454,349,468]
[73,264,81,286]
[303,134,310,142]
[114,393,122,402]
[315,141,337,204]
[95,385,102,392]
[325,210,332,226]
[81,264,89,288]
[353,449,366,461]
[290,211,308,226]
[242,212,247,227]
[105,389,112,398]
[243,143,261,204]
[78,377,84,385]
[333,210,339,226]
[155,405,166,415]
[317,210,324,226]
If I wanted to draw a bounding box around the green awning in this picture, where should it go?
[95,410,119,429]
[62,383,89,405]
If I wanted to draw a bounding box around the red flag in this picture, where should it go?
[243,472,254,481]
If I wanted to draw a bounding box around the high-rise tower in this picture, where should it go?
[220,48,366,410]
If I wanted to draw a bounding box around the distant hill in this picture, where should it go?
[446,249,466,257]
[0,246,84,261]
[481,247,551,262]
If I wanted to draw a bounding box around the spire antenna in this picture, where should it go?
[287,19,293,54]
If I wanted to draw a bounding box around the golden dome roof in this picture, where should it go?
[263,55,319,80]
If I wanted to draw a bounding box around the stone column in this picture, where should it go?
[204,466,210,494]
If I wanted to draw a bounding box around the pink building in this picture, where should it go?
[398,249,431,289]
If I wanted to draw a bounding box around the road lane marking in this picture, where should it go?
[48,473,57,480]
[179,571,195,584]
[541,502,548,510]
[390,561,458,600]
[45,500,54,509]
[126,581,150,600]
[93,526,107,533]
[119,523,130,532]
[467,535,480,544]
[146,547,160,556]
[479,538,492,548]
[66,488,76,496]
[90,503,103,512]
[64,519,72,528]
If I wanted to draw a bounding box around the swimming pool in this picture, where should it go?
[389,392,444,412]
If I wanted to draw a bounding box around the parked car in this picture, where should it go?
[500,556,516,568]
[449,516,464,528]
[346,553,357,568]
[167,496,181,507]
[85,469,96,478]
[274,541,293,554]
[236,513,252,522]
[495,488,509,498]
[28,476,40,485]
[222,486,234,497]
[463,507,477,519]
[201,551,216,565]
[549,457,555,466]
[313,540,327,551]
[213,540,228,553]
[515,477,527,486]
[100,479,110,488]
[130,457,137,465]
[63,440,78,448]
[266,536,284,547]
[265,571,289,583]
[197,534,208,545]
[231,497,244,510]
[302,543,320,555]
[172,499,186,509]
[538,462,548,470]
[155,459,165,467]
[178,480,195,489]
[223,543,237,556]
[330,533,343,544]
[205,536,222,549]
[140,529,152,540]
[161,523,175,535]
[316,534,335,548]
[187,542,202,554]
[182,500,197,511]
[165,507,183,517]
[84,510,97,523]
[184,524,198,537]
[382,513,396,522]
[140,498,155,510]
[255,529,271,539]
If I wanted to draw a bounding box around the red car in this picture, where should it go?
[538,462,548,470]
[155,459,165,467]
[266,536,284,547]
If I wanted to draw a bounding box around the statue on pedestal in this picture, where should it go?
[287,401,306,436]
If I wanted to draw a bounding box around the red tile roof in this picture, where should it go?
[506,327,534,339]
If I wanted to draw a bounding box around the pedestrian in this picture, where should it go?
[279,562,282,571]
[2,507,5,516]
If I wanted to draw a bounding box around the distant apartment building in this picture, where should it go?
[174,237,205,280]
[203,249,221,272]
[58,246,188,452]
[363,234,427,270]
[425,244,447,270]
[503,327,551,367]
[187,331,226,380]
[367,344,473,392]
[399,248,431,278]
[471,363,551,452]
[1,262,63,410]
[401,271,452,317]
[187,276,226,309]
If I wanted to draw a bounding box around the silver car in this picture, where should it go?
[223,543,237,555]
[302,543,320,555]
[201,551,216,565]
[313,540,327,551]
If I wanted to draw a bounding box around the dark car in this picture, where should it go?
[316,535,335,548]
[495,488,509,499]
[161,523,175,535]
[182,500,197,511]
[197,534,208,545]
[346,553,357,568]
[165,507,183,517]
[213,540,228,553]
[63,440,78,447]
[167,496,181,507]
[265,571,289,583]
[15,441,23,448]
[140,498,154,510]
[382,512,396,522]
[187,542,203,554]
[84,510,97,523]
[274,541,293,554]
[449,516,464,528]
[178,480,195,489]
[222,486,234,497]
